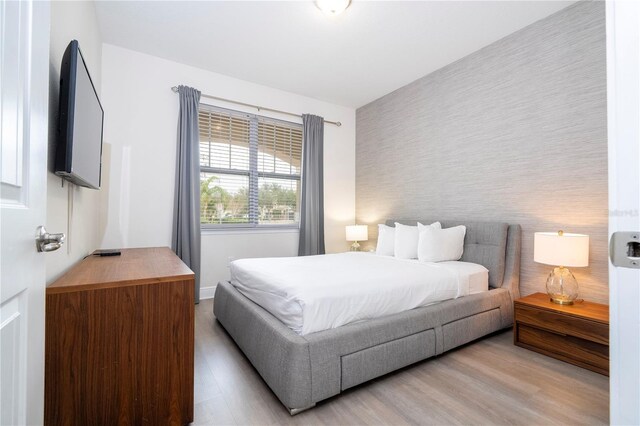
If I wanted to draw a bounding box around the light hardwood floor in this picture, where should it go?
[193,298,609,425]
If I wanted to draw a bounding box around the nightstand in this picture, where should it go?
[513,292,609,375]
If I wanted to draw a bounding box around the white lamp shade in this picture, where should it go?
[534,232,589,267]
[346,225,368,242]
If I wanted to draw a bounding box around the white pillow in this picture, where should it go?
[418,225,467,263]
[376,224,395,256]
[418,221,441,232]
[394,221,441,259]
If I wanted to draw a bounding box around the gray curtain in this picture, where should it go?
[298,114,325,256]
[172,85,201,303]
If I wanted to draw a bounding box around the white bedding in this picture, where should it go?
[230,252,488,335]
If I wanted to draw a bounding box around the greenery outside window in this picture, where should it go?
[199,105,302,228]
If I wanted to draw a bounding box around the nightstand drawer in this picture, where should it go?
[515,304,608,345]
[517,324,609,374]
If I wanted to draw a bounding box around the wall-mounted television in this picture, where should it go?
[55,40,104,189]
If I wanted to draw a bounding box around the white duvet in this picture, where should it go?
[230,252,488,335]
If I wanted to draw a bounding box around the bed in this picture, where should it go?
[213,220,521,414]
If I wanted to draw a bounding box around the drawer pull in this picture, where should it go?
[517,322,567,337]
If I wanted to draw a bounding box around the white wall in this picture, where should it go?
[46,1,103,283]
[100,44,356,294]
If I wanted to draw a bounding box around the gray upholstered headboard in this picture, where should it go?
[386,220,521,299]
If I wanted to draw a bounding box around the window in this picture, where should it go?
[199,105,302,228]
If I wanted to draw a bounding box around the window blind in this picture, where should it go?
[198,109,251,172]
[257,119,302,176]
[198,105,302,227]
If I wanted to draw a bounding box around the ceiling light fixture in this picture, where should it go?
[315,0,351,16]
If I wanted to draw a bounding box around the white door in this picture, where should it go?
[606,1,640,424]
[0,1,51,425]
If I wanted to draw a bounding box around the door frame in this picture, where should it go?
[606,0,640,424]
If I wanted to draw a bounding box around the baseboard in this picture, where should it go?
[200,285,217,300]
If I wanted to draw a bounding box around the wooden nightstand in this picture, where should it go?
[513,292,609,375]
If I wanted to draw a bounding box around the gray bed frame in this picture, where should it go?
[213,220,521,415]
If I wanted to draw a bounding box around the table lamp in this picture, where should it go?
[534,231,589,305]
[346,225,368,251]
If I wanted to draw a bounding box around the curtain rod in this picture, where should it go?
[171,86,341,127]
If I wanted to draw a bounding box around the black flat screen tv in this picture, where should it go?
[55,40,104,189]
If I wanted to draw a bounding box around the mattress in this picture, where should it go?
[229,252,489,335]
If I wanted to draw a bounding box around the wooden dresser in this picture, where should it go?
[45,247,195,425]
[514,292,609,375]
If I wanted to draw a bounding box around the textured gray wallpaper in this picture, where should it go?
[356,1,608,303]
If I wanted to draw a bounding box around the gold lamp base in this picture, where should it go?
[350,241,361,251]
[549,295,575,305]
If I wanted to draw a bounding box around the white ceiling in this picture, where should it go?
[95,1,574,108]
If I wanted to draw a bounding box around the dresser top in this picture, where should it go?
[47,247,195,294]
[515,292,609,324]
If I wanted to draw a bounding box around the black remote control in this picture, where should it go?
[94,249,121,257]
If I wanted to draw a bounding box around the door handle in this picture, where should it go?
[610,231,640,268]
[35,226,66,252]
